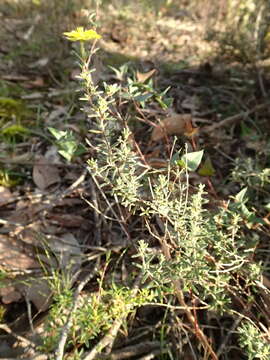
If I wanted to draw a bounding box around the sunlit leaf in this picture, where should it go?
[179,150,204,172]
[235,187,248,203]
[48,127,67,140]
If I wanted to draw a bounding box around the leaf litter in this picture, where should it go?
[0,1,270,359]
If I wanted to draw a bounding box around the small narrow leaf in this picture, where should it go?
[133,93,153,103]
[235,187,248,203]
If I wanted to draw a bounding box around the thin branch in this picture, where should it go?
[204,103,269,133]
[55,260,100,360]
[96,341,162,360]
[0,324,40,353]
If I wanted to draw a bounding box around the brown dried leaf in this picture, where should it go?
[0,186,12,206]
[1,288,21,304]
[48,233,82,270]
[0,235,40,270]
[151,113,193,141]
[0,278,52,311]
[23,76,45,88]
[33,156,60,190]
[136,68,156,83]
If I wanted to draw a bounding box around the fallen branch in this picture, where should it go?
[204,103,269,133]
[96,341,163,360]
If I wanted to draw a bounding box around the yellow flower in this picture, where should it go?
[63,27,101,42]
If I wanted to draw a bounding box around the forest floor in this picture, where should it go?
[0,2,270,359]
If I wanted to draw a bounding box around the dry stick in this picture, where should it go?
[0,324,39,352]
[25,293,35,334]
[90,174,131,240]
[89,178,102,246]
[172,282,218,360]
[136,349,168,360]
[257,68,267,98]
[157,228,218,360]
[147,217,212,359]
[82,274,142,360]
[55,261,100,360]
[216,316,242,357]
[96,341,162,360]
[204,103,269,133]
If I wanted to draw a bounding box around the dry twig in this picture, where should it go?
[55,260,100,360]
[95,341,162,360]
[204,103,269,133]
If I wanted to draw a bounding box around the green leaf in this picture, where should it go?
[180,150,204,172]
[59,149,73,162]
[265,203,270,211]
[133,93,153,103]
[235,187,248,203]
[198,156,216,176]
[48,127,78,162]
[48,127,67,140]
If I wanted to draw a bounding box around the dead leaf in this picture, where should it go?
[0,277,52,312]
[0,186,12,206]
[0,235,40,270]
[136,68,156,83]
[183,118,199,137]
[48,233,82,271]
[0,286,21,304]
[20,278,52,312]
[23,76,45,88]
[33,156,60,190]
[151,113,198,141]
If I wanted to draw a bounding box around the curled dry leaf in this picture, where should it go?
[33,156,60,190]
[151,113,198,142]
[136,68,156,83]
